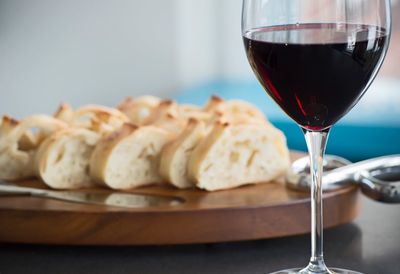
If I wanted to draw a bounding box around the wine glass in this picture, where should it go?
[242,0,391,273]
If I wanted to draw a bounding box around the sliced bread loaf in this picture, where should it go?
[159,119,206,189]
[90,124,173,189]
[0,115,67,180]
[187,121,290,191]
[35,128,100,189]
[117,96,161,125]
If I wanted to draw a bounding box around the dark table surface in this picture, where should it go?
[0,195,399,274]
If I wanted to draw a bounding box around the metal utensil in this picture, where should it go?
[286,154,400,203]
[0,182,184,208]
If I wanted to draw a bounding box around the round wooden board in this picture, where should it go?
[0,152,360,245]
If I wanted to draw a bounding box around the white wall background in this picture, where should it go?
[0,0,253,118]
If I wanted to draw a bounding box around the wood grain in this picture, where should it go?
[0,152,360,245]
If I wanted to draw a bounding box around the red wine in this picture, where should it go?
[243,23,388,130]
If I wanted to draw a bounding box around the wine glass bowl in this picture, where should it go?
[243,23,388,131]
[242,1,391,273]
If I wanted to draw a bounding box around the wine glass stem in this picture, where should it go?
[303,129,331,273]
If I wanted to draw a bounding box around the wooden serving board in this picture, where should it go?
[0,153,359,245]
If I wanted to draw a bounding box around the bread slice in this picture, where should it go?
[179,104,211,121]
[219,100,266,120]
[0,115,67,180]
[18,131,37,151]
[54,104,129,135]
[204,96,265,120]
[117,96,161,125]
[187,121,290,191]
[203,95,224,112]
[54,103,74,122]
[150,113,187,136]
[143,100,187,135]
[90,123,173,189]
[159,119,206,189]
[35,128,100,189]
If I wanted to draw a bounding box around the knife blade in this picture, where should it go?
[0,182,183,208]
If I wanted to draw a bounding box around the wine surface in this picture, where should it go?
[243,23,387,130]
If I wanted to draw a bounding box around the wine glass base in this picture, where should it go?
[270,268,363,274]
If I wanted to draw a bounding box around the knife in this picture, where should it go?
[0,182,183,208]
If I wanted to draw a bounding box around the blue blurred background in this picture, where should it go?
[0,0,399,161]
